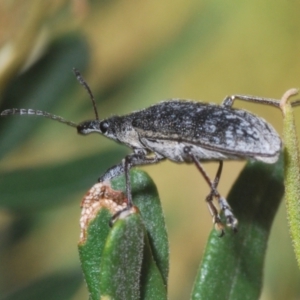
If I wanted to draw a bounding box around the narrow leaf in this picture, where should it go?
[0,149,126,210]
[192,156,284,300]
[78,182,128,300]
[99,210,145,300]
[281,89,300,269]
[140,233,167,300]
[78,209,112,300]
[0,269,82,300]
[111,170,169,286]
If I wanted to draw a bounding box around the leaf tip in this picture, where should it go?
[79,182,127,244]
[280,88,299,115]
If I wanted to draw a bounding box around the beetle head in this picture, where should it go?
[77,120,109,135]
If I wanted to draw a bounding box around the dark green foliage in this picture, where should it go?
[192,157,284,300]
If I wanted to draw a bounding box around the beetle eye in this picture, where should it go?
[99,121,109,133]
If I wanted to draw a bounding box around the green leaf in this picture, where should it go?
[78,170,168,300]
[0,149,126,211]
[0,269,82,300]
[111,170,169,286]
[282,98,300,269]
[78,209,112,300]
[99,211,145,300]
[140,232,167,300]
[191,156,284,300]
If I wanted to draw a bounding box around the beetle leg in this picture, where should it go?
[99,153,164,183]
[99,153,164,224]
[183,146,237,234]
[99,163,125,182]
[124,153,164,207]
[218,196,238,232]
[193,159,225,235]
[221,94,280,108]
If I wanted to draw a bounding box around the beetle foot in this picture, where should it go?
[218,196,238,232]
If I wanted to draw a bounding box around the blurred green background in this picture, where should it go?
[0,1,300,299]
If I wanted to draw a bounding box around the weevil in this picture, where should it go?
[1,69,284,235]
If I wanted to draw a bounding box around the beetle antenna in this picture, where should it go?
[73,68,99,120]
[0,109,78,128]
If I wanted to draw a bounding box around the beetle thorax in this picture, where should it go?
[107,116,144,149]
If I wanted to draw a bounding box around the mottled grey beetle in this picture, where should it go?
[1,69,284,235]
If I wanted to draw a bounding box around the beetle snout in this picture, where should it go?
[77,120,100,135]
[77,123,87,135]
